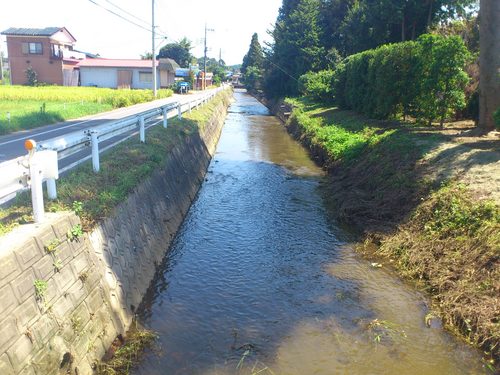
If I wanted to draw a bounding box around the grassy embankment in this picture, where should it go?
[284,97,499,366]
[0,86,173,135]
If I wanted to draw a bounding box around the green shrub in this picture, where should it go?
[298,70,335,103]
[334,34,471,125]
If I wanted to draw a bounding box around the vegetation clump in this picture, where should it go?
[378,185,500,359]
[96,329,158,375]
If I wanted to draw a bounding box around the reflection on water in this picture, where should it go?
[134,90,485,375]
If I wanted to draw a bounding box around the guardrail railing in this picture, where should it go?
[0,85,228,222]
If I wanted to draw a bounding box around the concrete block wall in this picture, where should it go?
[0,91,230,374]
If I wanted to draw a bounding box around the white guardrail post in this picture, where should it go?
[163,108,168,128]
[139,116,146,143]
[47,179,57,200]
[29,153,45,223]
[91,131,100,173]
[178,104,182,120]
[188,101,192,113]
[24,140,59,223]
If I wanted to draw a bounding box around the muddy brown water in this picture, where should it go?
[134,90,486,375]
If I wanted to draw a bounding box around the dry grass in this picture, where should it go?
[378,184,500,360]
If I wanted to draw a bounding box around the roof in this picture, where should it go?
[159,58,180,71]
[78,59,158,69]
[1,27,77,43]
[2,27,61,36]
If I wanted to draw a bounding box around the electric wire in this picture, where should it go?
[86,0,169,39]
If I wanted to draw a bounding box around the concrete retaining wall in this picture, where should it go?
[0,92,230,374]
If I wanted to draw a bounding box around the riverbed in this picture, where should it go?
[133,90,485,375]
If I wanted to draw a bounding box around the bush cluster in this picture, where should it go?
[298,70,335,103]
[301,34,471,126]
[334,34,471,125]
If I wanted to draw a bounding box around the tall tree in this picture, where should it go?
[479,0,500,131]
[265,0,325,97]
[241,33,264,74]
[157,37,193,68]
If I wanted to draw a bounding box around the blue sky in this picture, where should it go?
[1,0,282,65]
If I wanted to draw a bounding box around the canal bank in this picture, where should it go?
[266,95,500,367]
[133,90,487,374]
[0,89,232,375]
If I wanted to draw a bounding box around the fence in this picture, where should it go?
[0,85,228,222]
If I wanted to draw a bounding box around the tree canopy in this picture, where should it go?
[157,38,193,68]
[241,33,264,74]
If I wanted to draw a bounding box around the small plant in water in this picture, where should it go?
[96,327,158,375]
[367,319,407,345]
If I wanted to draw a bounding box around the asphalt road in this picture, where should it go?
[0,89,215,163]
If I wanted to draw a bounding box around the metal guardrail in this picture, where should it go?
[0,85,228,222]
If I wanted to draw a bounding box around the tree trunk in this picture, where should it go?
[479,0,500,132]
[427,0,434,29]
[402,15,406,42]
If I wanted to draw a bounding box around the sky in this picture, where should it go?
[0,0,282,66]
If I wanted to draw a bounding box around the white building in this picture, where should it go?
[78,58,179,89]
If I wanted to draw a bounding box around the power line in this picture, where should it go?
[103,0,151,28]
[87,0,152,33]
[87,0,170,40]
[103,0,169,38]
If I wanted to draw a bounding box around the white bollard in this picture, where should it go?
[91,131,100,173]
[46,179,57,200]
[163,108,168,128]
[178,104,182,120]
[139,116,145,143]
[29,155,45,223]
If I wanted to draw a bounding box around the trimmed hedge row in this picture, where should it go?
[300,34,471,125]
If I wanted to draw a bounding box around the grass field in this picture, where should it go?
[0,85,173,134]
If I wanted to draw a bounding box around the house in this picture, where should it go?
[1,27,85,86]
[78,58,179,89]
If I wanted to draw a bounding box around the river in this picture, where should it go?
[133,90,486,374]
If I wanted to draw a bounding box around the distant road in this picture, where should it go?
[0,89,215,163]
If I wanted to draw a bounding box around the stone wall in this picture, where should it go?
[0,91,230,374]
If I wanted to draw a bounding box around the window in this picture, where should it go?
[139,72,152,83]
[22,42,43,55]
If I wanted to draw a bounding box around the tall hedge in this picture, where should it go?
[334,34,471,125]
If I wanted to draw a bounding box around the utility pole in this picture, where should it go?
[152,0,157,97]
[203,24,214,90]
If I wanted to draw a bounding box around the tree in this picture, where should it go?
[479,0,500,132]
[241,33,264,74]
[140,51,153,60]
[158,37,193,68]
[265,0,325,97]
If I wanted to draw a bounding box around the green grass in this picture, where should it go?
[0,89,232,234]
[0,85,174,134]
[0,101,113,134]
